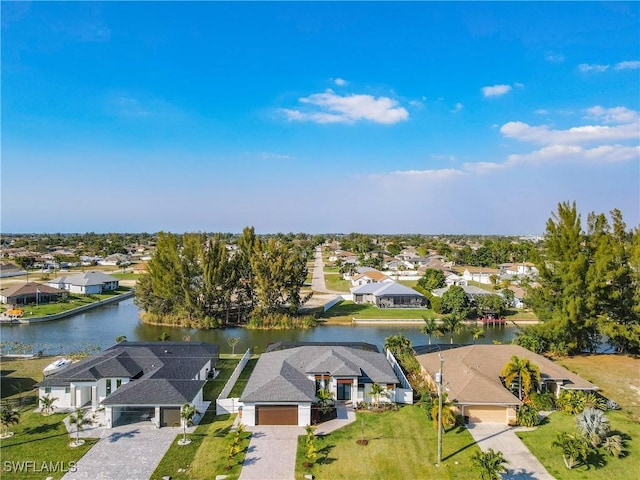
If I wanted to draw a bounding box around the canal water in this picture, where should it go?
[0,298,520,355]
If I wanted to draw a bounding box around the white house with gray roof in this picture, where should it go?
[47,271,119,294]
[239,344,405,426]
[351,281,426,308]
[37,342,218,428]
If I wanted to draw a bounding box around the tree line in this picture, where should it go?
[517,202,639,355]
[134,227,313,328]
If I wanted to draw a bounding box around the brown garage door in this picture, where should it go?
[256,405,298,425]
[465,405,507,423]
[161,407,181,427]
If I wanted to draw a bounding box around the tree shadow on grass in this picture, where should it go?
[318,443,336,465]
[442,440,477,462]
[22,422,60,436]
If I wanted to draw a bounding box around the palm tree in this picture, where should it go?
[420,317,439,345]
[39,394,58,415]
[68,408,90,447]
[179,403,198,445]
[430,392,457,429]
[469,326,485,344]
[316,388,335,414]
[439,316,465,344]
[552,432,590,469]
[500,355,541,400]
[0,404,20,438]
[370,382,384,407]
[471,448,509,480]
[157,332,171,342]
[576,408,610,448]
[226,336,240,356]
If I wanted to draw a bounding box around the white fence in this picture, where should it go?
[385,349,414,404]
[216,348,251,415]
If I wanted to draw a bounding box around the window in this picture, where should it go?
[106,379,112,395]
[116,379,122,389]
[65,387,70,394]
[45,387,51,394]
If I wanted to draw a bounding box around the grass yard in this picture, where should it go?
[398,279,419,288]
[229,358,258,398]
[150,412,251,480]
[517,410,640,480]
[110,272,138,280]
[15,288,131,318]
[0,357,98,480]
[554,354,640,422]
[323,273,351,292]
[203,358,239,401]
[322,300,436,322]
[296,405,482,479]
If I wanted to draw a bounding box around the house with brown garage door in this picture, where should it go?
[37,341,218,428]
[239,343,406,426]
[415,344,598,424]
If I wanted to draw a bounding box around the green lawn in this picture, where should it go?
[229,358,258,398]
[111,272,138,280]
[324,273,351,292]
[296,405,482,479]
[150,412,251,480]
[517,410,640,479]
[17,288,131,317]
[322,300,436,322]
[203,358,239,401]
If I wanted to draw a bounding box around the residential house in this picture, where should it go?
[37,342,218,428]
[415,344,598,424]
[47,271,119,294]
[351,281,426,308]
[444,272,467,287]
[498,263,539,277]
[0,282,67,306]
[431,284,494,302]
[99,253,131,266]
[350,269,392,287]
[461,267,501,285]
[239,343,406,426]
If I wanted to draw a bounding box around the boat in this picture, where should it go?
[43,358,73,376]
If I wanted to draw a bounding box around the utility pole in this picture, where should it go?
[436,353,444,465]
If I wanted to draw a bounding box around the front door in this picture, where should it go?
[337,382,351,401]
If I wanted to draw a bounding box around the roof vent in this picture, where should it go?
[164,350,169,354]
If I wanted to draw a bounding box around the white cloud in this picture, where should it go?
[500,120,639,145]
[507,144,640,165]
[545,52,565,63]
[259,152,294,160]
[369,168,464,181]
[431,154,457,162]
[334,77,348,86]
[282,89,409,124]
[534,109,549,115]
[514,82,525,89]
[578,63,610,72]
[452,102,464,113]
[585,106,639,124]
[614,60,640,70]
[482,84,512,97]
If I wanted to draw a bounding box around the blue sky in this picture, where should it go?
[2,2,639,234]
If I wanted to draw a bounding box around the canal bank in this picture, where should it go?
[1,291,135,324]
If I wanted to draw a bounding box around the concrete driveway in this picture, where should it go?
[239,426,305,480]
[62,423,180,480]
[467,423,555,480]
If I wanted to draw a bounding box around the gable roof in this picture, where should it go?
[416,344,597,406]
[240,345,399,403]
[351,270,389,282]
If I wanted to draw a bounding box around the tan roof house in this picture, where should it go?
[0,282,67,306]
[350,269,392,287]
[416,344,597,424]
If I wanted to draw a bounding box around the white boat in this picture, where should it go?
[43,358,73,376]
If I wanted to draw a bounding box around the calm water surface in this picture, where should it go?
[1,298,519,355]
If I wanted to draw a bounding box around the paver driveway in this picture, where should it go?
[239,426,305,480]
[62,424,179,480]
[467,423,555,480]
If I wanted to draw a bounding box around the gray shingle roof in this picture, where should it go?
[240,346,399,403]
[38,342,218,405]
[50,271,118,287]
[351,281,424,297]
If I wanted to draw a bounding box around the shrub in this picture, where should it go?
[576,408,609,448]
[602,434,625,458]
[556,390,586,415]
[528,392,555,411]
[517,403,540,427]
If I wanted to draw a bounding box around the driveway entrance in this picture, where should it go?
[467,423,555,480]
[239,425,305,480]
